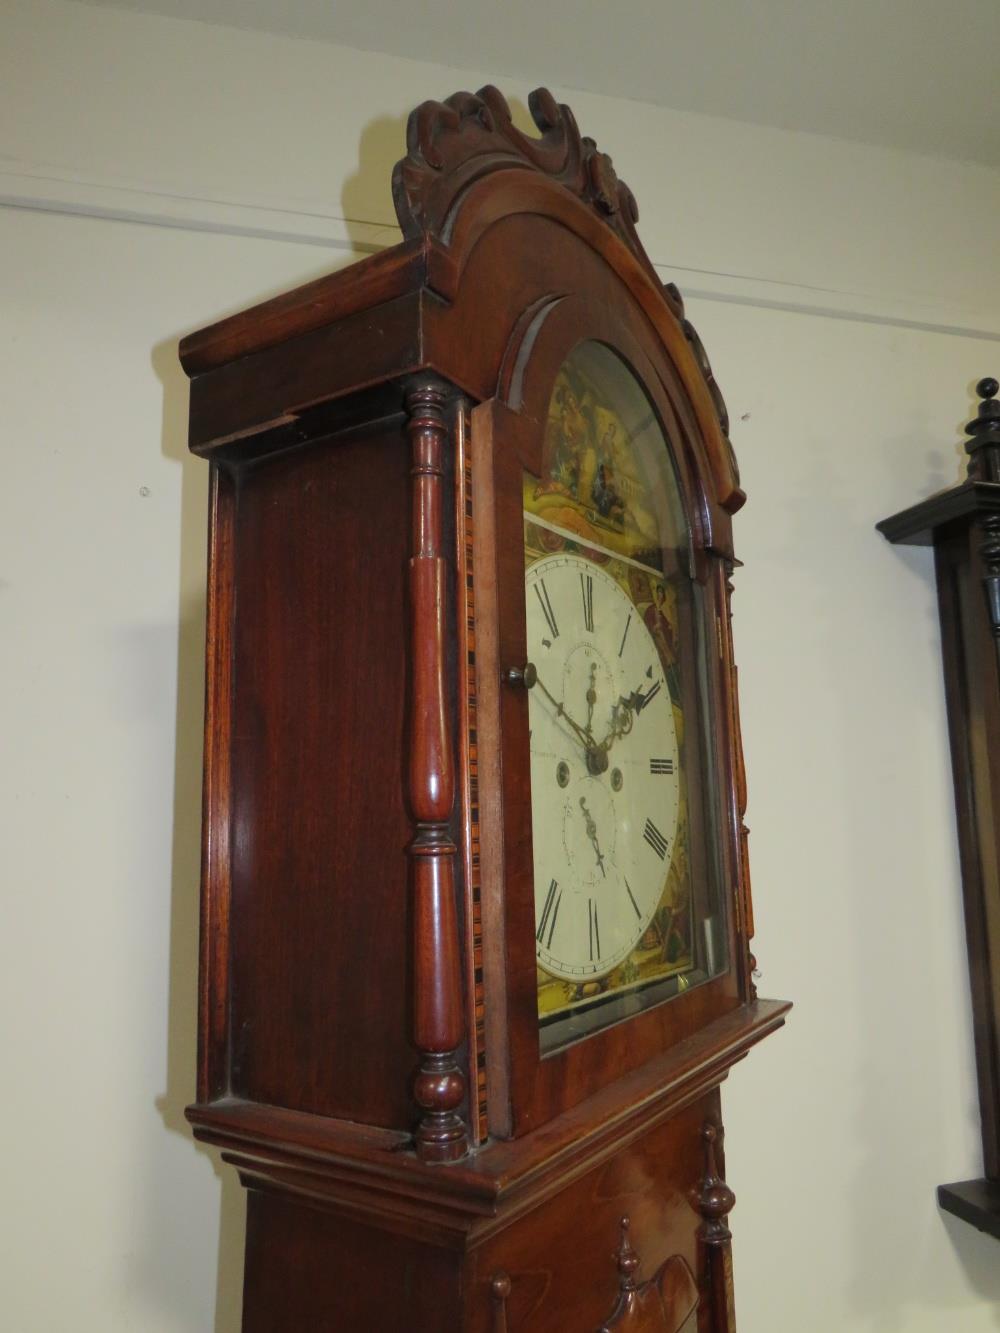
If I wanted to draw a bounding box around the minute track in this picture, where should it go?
[525,549,681,982]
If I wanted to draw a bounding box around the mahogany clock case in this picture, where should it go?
[473,283,749,1136]
[179,84,789,1331]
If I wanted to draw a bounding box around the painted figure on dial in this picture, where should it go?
[524,341,725,1048]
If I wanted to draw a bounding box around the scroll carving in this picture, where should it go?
[394,86,648,275]
[392,83,735,476]
[697,1121,737,1333]
[405,377,470,1164]
[723,556,756,997]
[665,283,733,471]
[596,1218,699,1332]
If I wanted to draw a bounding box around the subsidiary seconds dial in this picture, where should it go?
[526,552,681,980]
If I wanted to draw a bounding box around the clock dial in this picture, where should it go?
[525,553,680,980]
[522,340,727,1047]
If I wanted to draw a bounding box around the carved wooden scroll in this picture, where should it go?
[596,1218,699,1333]
[392,85,733,464]
[393,85,649,278]
[405,377,470,1163]
[697,1122,737,1333]
[722,556,757,998]
[664,282,733,479]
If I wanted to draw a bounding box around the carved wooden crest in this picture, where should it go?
[391,84,734,480]
[393,86,649,275]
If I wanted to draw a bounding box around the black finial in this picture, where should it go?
[966,378,1000,438]
[965,377,1000,481]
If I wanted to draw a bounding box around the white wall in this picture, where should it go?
[2,2,1000,1330]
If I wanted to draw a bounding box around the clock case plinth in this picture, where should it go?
[180,85,788,1330]
[878,378,1000,1240]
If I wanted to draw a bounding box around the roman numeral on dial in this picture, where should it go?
[536,878,561,949]
[580,572,594,633]
[650,758,674,775]
[618,614,632,657]
[637,680,661,711]
[643,818,669,860]
[588,898,601,960]
[534,579,559,639]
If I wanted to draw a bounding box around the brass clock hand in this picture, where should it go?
[525,663,610,775]
[596,695,637,756]
[579,796,606,877]
[585,662,598,736]
[596,679,663,757]
[528,664,596,753]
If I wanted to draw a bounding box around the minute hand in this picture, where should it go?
[530,666,595,752]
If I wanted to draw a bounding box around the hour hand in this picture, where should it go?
[527,664,594,752]
[579,796,606,877]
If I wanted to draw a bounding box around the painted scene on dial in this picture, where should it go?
[523,340,687,573]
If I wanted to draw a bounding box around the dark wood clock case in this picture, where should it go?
[180,85,789,1331]
[878,377,1000,1240]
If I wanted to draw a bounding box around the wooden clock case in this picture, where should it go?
[879,377,1000,1240]
[179,85,789,1331]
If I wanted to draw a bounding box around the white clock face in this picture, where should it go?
[526,551,680,980]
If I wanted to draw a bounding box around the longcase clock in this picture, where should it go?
[179,84,790,1331]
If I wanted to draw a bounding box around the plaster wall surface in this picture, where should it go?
[3,3,999,1328]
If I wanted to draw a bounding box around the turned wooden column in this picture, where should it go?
[405,376,470,1164]
[698,1121,737,1332]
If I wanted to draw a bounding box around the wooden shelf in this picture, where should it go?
[938,1178,1000,1241]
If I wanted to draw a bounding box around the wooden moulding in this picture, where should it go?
[180,86,743,525]
[938,1179,1000,1241]
[185,998,789,1246]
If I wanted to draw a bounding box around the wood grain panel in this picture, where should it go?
[228,423,414,1128]
[465,1091,719,1333]
[243,1189,463,1333]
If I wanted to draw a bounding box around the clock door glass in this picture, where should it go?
[524,341,728,1053]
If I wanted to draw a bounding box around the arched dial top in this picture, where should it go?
[523,341,728,1051]
[392,82,736,498]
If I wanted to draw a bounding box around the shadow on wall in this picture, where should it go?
[941,1212,1000,1327]
[339,93,541,252]
[341,110,408,248]
[146,105,421,1332]
[150,331,245,1333]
